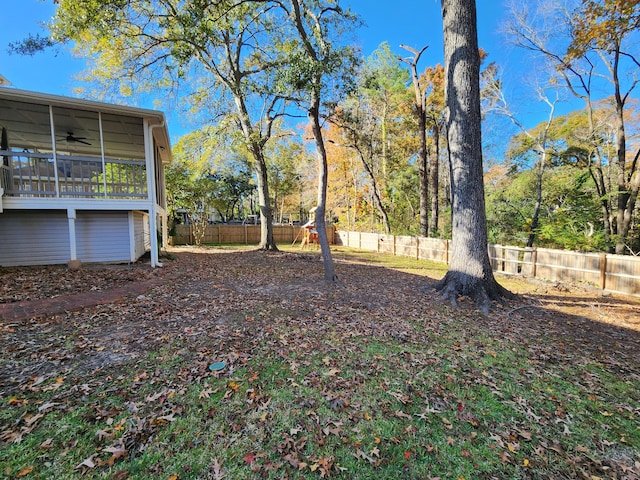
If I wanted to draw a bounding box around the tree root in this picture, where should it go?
[257,243,280,252]
[434,271,515,315]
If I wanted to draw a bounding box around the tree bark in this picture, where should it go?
[233,94,278,251]
[336,121,392,234]
[526,148,547,248]
[253,148,277,250]
[428,122,440,236]
[435,0,512,313]
[309,93,338,281]
[418,112,430,237]
[401,46,430,237]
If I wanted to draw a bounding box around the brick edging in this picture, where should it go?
[0,277,166,323]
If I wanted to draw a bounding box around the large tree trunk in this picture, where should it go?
[435,0,511,313]
[309,93,338,281]
[234,95,278,251]
[253,148,278,250]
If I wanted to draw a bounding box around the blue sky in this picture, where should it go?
[1,1,523,144]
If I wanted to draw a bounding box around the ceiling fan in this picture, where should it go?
[58,131,91,145]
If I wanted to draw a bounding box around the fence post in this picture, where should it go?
[244,224,248,245]
[531,248,537,278]
[393,234,396,256]
[416,236,420,260]
[600,253,607,290]
[445,239,450,264]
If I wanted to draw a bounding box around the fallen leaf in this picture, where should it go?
[17,466,34,477]
[75,454,99,470]
[38,401,59,412]
[39,438,54,449]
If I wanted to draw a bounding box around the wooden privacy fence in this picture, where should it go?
[170,224,335,246]
[335,230,640,298]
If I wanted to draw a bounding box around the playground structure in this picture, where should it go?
[293,207,318,249]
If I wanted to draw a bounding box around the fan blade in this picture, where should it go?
[62,132,92,145]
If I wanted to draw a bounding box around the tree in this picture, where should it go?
[361,42,411,184]
[327,114,392,234]
[323,120,367,230]
[165,155,217,246]
[265,133,308,223]
[435,0,511,313]
[275,0,360,281]
[168,127,256,228]
[422,64,447,236]
[486,163,607,251]
[400,45,430,237]
[506,0,640,254]
[21,0,286,250]
[327,42,411,234]
[483,65,562,248]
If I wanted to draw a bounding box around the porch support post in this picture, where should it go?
[67,208,80,270]
[128,211,136,262]
[67,207,78,263]
[143,119,159,267]
[49,106,60,198]
[149,209,158,267]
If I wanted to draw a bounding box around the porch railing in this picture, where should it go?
[0,150,147,199]
[1,163,10,194]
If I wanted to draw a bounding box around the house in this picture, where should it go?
[0,87,171,268]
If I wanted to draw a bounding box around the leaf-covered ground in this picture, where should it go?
[1,245,639,479]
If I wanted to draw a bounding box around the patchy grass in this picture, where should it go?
[1,245,639,479]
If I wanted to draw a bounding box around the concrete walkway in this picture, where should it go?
[0,277,165,322]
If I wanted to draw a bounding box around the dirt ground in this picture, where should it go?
[1,245,639,396]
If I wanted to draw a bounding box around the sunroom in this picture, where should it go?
[0,87,171,268]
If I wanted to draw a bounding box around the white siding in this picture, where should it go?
[0,211,70,266]
[0,209,148,267]
[76,211,130,263]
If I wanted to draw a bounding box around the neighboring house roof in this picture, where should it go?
[0,87,171,165]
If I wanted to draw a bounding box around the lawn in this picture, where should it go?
[1,245,639,479]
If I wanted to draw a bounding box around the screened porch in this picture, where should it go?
[0,93,166,202]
